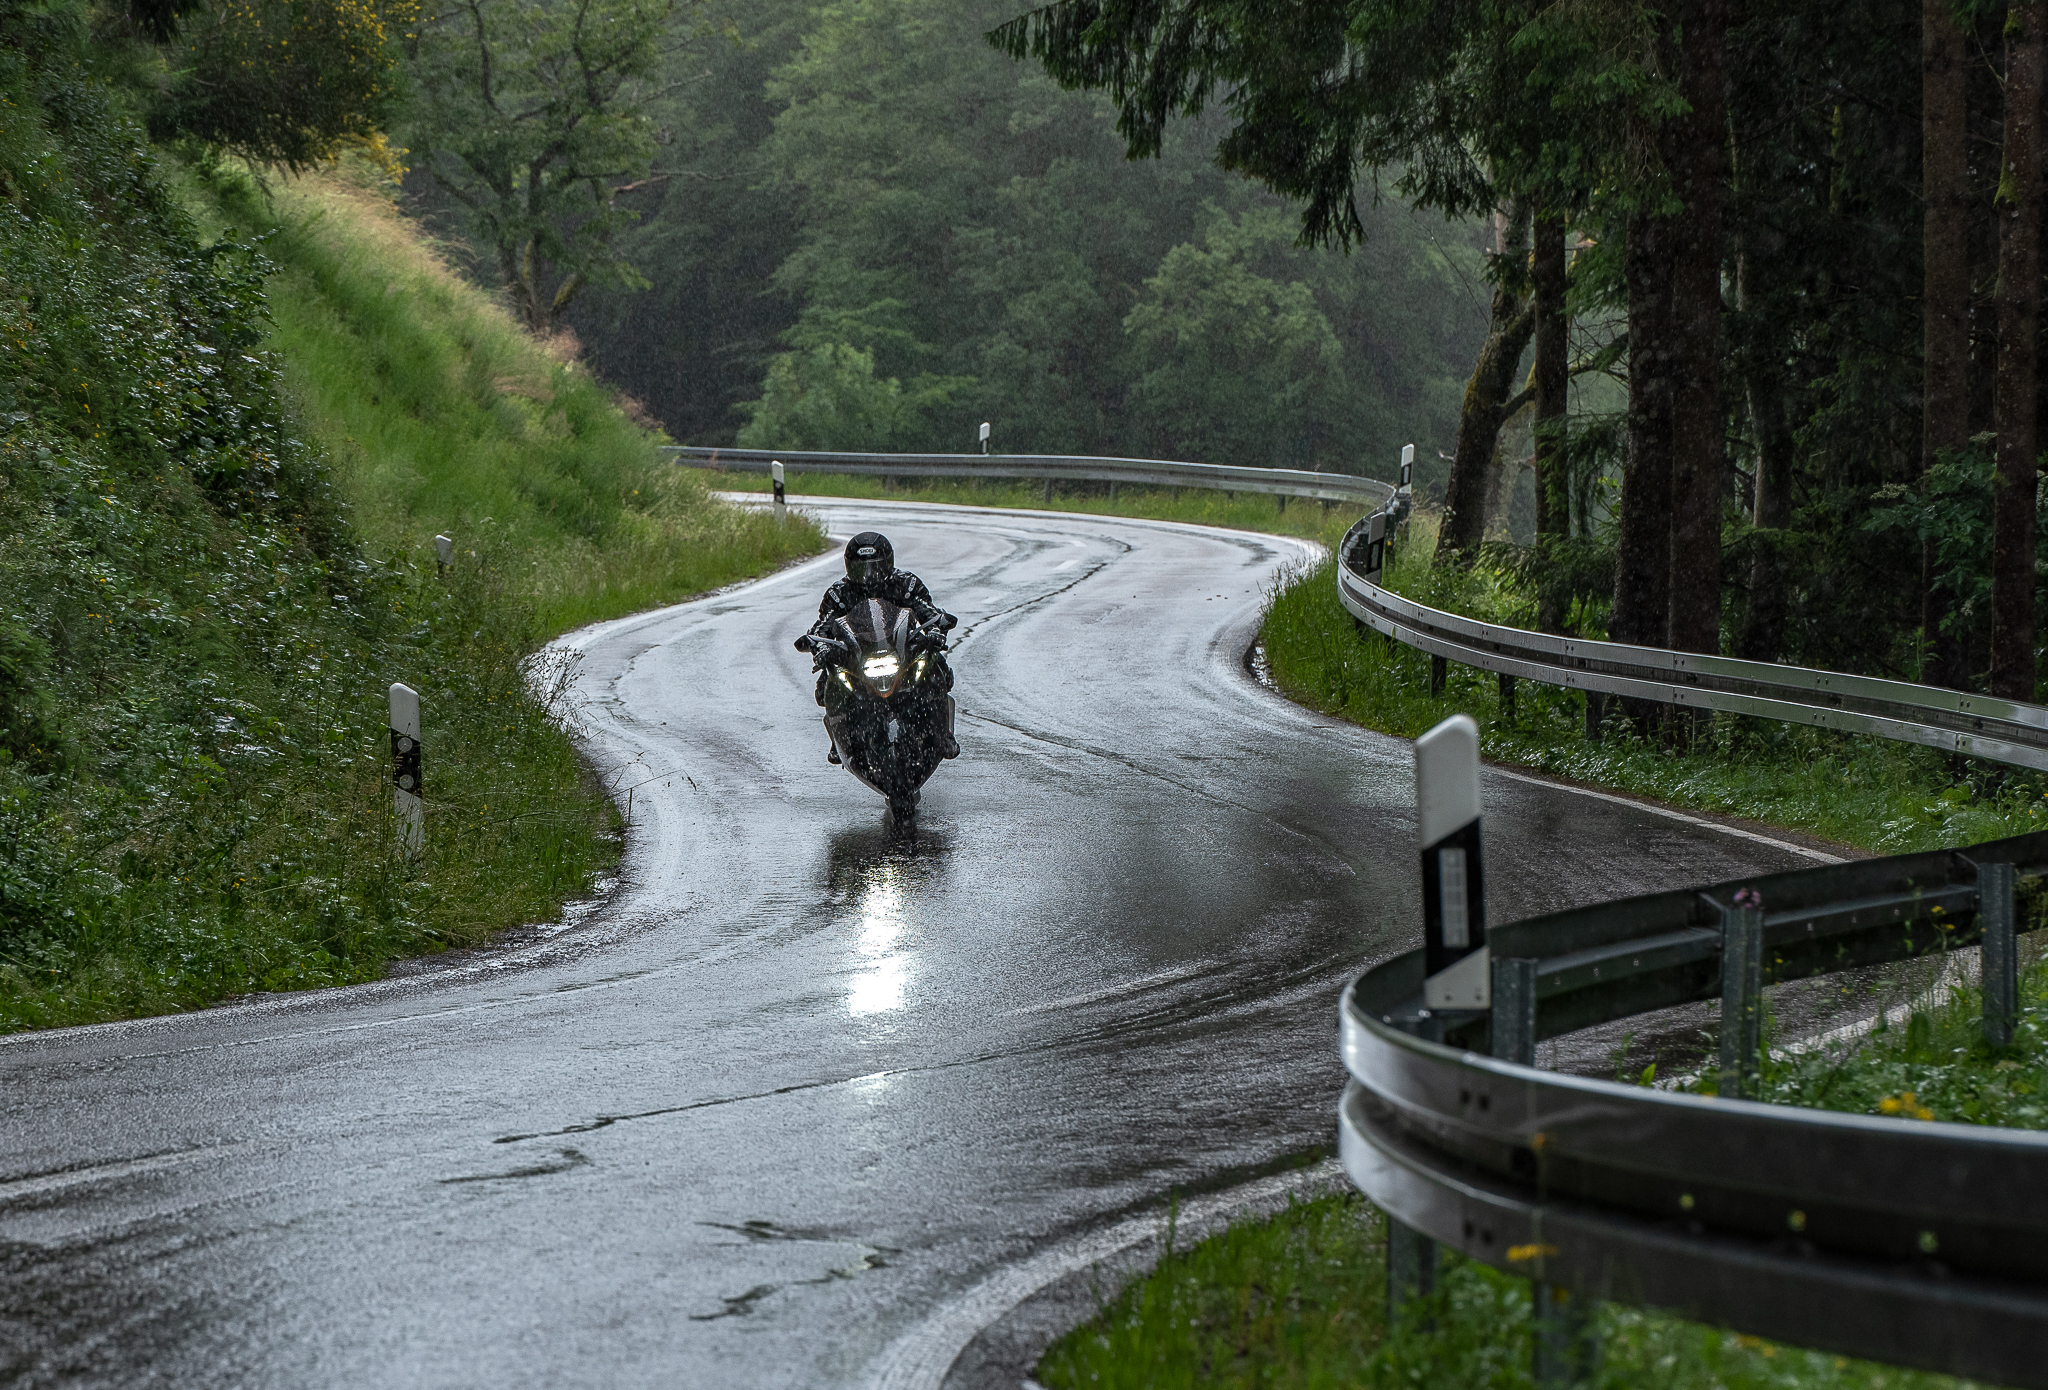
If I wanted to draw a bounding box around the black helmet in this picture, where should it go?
[845,532,894,587]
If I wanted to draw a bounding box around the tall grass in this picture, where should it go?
[223,163,825,633]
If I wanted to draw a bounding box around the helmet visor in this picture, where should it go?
[850,556,893,586]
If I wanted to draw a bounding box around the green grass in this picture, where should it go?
[1036,1192,1973,1390]
[713,468,1373,548]
[1259,514,2048,856]
[227,165,826,633]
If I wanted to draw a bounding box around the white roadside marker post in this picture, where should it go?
[1385,713,1488,1328]
[1419,713,1489,1011]
[389,682,422,856]
[979,420,991,455]
[771,460,787,524]
[434,533,454,573]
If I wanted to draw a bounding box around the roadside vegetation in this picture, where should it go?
[1261,510,2048,858]
[714,470,1369,548]
[1035,1192,1976,1390]
[0,20,820,1033]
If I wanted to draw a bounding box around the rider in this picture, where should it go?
[799,532,959,763]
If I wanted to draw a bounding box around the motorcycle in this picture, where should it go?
[797,598,957,826]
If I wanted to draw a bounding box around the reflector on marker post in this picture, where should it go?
[1418,713,1488,1010]
[389,682,422,856]
[771,460,786,523]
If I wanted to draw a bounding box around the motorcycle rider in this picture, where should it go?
[798,532,959,763]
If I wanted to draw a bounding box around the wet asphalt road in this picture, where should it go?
[0,499,1826,1388]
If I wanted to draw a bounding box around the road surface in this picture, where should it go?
[0,499,1822,1388]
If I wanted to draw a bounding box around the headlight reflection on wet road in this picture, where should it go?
[849,865,910,1016]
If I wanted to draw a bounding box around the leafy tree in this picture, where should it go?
[402,0,693,333]
[152,0,415,172]
[736,341,966,451]
[1121,206,1345,466]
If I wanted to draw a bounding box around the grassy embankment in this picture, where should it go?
[0,55,820,1035]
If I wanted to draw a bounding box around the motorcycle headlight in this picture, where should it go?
[862,654,900,682]
[835,668,855,689]
[912,654,928,679]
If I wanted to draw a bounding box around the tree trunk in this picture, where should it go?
[1612,206,1675,652]
[1436,200,1535,563]
[1735,243,1796,663]
[1665,0,1728,659]
[1922,0,1971,685]
[1531,207,1571,634]
[1991,0,2044,701]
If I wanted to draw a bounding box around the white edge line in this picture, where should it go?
[865,1160,1344,1390]
[1482,763,1846,865]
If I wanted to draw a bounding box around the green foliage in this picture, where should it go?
[567,0,1486,469]
[1259,519,2048,855]
[401,0,692,331]
[1122,207,1345,466]
[1750,938,2048,1131]
[1034,1192,1975,1389]
[152,0,415,172]
[737,341,966,453]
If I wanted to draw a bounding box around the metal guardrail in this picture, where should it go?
[665,446,1397,507]
[1336,507,2048,771]
[1341,829,2048,1386]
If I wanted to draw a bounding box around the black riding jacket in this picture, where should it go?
[807,571,947,642]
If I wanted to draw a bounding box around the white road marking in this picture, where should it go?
[866,1161,1345,1390]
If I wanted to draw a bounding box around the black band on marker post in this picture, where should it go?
[1421,817,1485,979]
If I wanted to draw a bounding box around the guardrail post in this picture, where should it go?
[1499,673,1517,725]
[1980,859,2019,1048]
[1491,956,1537,1064]
[1386,1214,1438,1329]
[1430,655,1448,698]
[1043,479,1053,504]
[1533,1284,1598,1386]
[1719,899,1764,1097]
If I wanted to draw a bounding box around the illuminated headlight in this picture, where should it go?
[835,668,855,689]
[862,655,900,682]
[912,654,928,678]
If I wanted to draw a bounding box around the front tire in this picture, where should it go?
[887,791,919,828]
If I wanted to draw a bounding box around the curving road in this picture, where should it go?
[0,500,1825,1388]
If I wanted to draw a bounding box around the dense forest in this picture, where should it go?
[544,0,1493,477]
[388,0,2048,706]
[994,0,2048,704]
